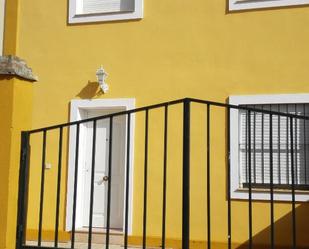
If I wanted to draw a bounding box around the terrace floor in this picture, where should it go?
[26,229,167,249]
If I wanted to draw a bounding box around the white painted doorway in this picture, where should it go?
[66,99,135,233]
[82,109,125,229]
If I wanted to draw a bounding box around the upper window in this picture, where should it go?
[69,0,143,24]
[229,0,309,11]
[229,94,309,202]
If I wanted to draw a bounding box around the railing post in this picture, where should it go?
[182,99,190,249]
[16,131,30,249]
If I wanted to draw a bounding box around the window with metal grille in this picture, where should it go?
[239,104,309,190]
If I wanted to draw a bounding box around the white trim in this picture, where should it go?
[68,0,143,24]
[66,98,135,234]
[229,0,309,11]
[229,93,309,202]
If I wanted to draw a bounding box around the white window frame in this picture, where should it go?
[68,0,143,24]
[229,93,309,202]
[229,0,309,11]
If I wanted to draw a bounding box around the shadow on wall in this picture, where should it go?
[237,203,309,249]
[76,81,102,99]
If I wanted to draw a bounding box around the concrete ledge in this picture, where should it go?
[0,55,38,81]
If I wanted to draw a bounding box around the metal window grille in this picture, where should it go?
[240,103,309,189]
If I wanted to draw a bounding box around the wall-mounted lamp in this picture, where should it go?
[96,66,109,93]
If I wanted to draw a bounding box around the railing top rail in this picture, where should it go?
[27,97,309,134]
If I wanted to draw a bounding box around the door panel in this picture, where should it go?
[82,109,125,229]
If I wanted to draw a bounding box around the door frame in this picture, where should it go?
[65,98,135,234]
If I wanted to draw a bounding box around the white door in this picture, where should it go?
[82,109,125,229]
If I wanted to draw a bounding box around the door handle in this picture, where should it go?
[97,175,109,185]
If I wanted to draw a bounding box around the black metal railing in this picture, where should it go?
[16,98,309,249]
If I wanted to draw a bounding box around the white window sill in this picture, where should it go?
[69,11,143,24]
[229,0,309,11]
[231,188,309,202]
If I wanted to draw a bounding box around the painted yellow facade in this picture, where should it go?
[2,0,309,249]
[0,76,33,249]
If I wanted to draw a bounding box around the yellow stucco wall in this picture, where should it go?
[0,76,14,249]
[0,1,33,248]
[0,0,5,55]
[3,0,19,55]
[4,0,309,248]
[0,76,33,249]
[7,79,33,249]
